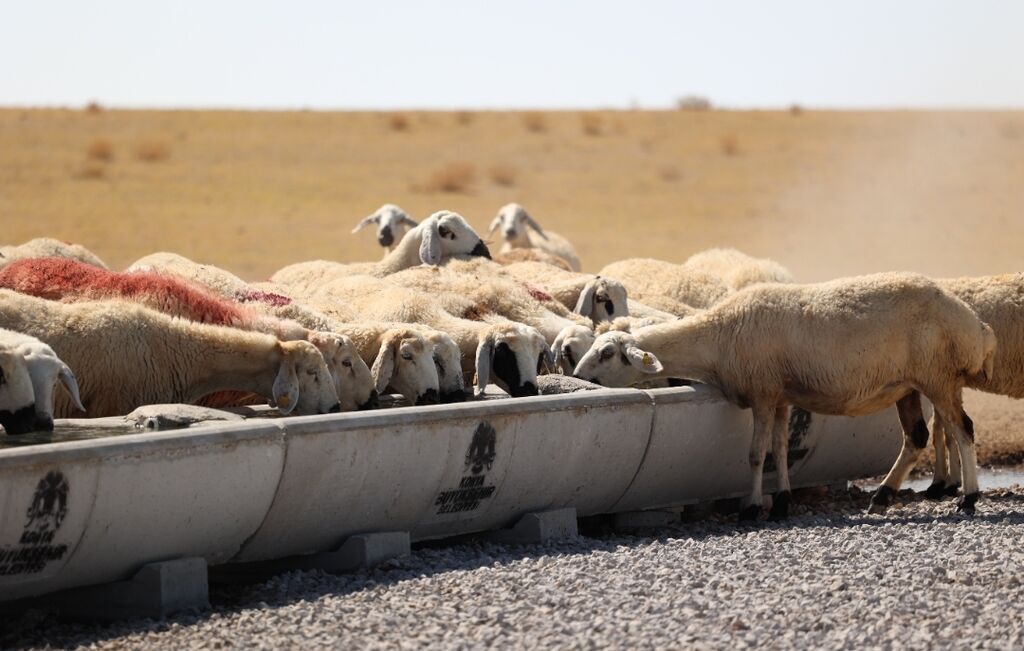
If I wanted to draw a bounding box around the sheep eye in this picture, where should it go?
[599,346,615,362]
[342,359,352,368]
[401,352,414,361]
[438,225,453,239]
[306,370,317,377]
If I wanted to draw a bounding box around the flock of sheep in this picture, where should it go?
[1,201,1022,523]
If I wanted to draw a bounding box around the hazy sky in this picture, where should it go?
[3,1,1022,109]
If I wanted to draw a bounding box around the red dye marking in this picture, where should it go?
[522,283,553,303]
[0,257,255,326]
[235,288,293,307]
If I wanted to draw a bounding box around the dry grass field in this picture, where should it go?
[3,106,1024,465]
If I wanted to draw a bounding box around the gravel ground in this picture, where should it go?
[6,485,1024,650]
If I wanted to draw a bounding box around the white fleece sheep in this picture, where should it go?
[0,344,36,435]
[273,211,492,292]
[0,290,341,418]
[572,273,996,519]
[307,277,551,398]
[0,237,108,270]
[352,204,418,254]
[0,328,85,431]
[598,258,729,313]
[128,251,252,299]
[493,247,573,271]
[683,247,794,291]
[927,273,1024,497]
[488,203,581,271]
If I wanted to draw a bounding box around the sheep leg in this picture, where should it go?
[945,416,964,497]
[869,392,928,514]
[926,411,951,499]
[768,404,792,520]
[739,404,775,522]
[933,400,980,514]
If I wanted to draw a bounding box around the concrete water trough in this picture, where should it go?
[0,385,903,610]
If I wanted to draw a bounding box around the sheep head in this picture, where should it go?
[574,277,630,324]
[422,330,468,403]
[572,331,664,388]
[475,324,551,398]
[353,204,418,249]
[272,340,341,415]
[307,331,377,411]
[418,211,490,266]
[18,343,85,430]
[371,329,440,406]
[0,349,36,435]
[551,324,596,376]
[489,203,547,245]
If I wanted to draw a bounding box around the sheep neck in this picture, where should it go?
[633,316,722,387]
[377,227,424,275]
[185,326,283,401]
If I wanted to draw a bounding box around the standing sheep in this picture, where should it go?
[488,203,581,271]
[683,247,794,291]
[0,328,85,431]
[0,290,341,417]
[352,204,418,253]
[571,273,996,519]
[0,237,108,270]
[925,274,1024,498]
[0,345,38,435]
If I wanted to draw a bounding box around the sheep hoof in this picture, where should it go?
[868,486,895,514]
[944,482,962,497]
[737,505,761,523]
[956,492,979,515]
[768,491,791,521]
[924,481,948,500]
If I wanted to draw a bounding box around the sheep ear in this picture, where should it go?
[419,220,443,265]
[521,211,547,239]
[352,214,379,234]
[574,281,598,321]
[272,356,300,415]
[487,216,502,235]
[624,345,663,374]
[370,338,396,394]
[474,336,495,396]
[399,214,419,228]
[58,363,86,412]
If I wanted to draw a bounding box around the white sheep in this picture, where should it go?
[128,251,252,299]
[683,247,794,291]
[0,344,37,435]
[307,277,552,398]
[273,210,492,291]
[926,274,1024,498]
[0,290,341,418]
[352,204,419,253]
[598,258,729,313]
[493,247,573,271]
[0,328,85,431]
[0,237,108,270]
[488,203,581,271]
[500,261,629,324]
[572,273,996,519]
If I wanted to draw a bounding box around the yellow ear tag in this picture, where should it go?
[278,393,290,407]
[642,353,653,366]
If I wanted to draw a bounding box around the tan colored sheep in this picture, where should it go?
[598,258,729,314]
[572,273,996,520]
[0,290,341,417]
[0,237,108,270]
[683,247,794,291]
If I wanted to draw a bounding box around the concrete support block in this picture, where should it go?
[489,508,579,545]
[51,557,208,622]
[613,510,679,530]
[212,532,411,583]
[302,532,411,573]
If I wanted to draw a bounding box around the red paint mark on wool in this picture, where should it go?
[522,283,553,303]
[0,257,254,326]
[235,289,292,307]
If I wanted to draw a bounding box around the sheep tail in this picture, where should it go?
[981,322,997,382]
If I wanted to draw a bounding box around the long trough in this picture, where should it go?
[0,385,902,603]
